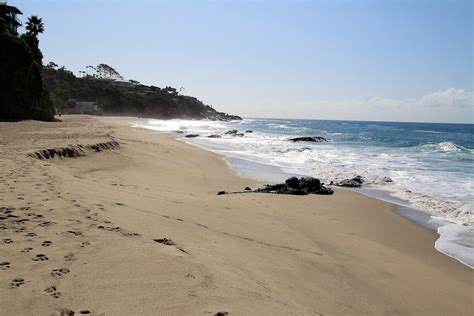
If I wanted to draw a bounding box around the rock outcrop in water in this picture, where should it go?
[289,136,327,142]
[333,175,364,188]
[185,134,199,138]
[381,177,393,183]
[28,141,120,160]
[224,130,238,135]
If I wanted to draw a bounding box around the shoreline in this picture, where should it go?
[134,117,472,227]
[138,122,472,267]
[1,115,472,315]
[179,129,442,229]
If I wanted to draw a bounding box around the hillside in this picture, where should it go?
[1,2,240,122]
[43,64,241,121]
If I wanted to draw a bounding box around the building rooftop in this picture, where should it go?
[0,3,23,15]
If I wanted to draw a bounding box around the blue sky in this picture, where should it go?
[14,0,473,123]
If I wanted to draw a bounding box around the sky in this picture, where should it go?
[13,0,473,123]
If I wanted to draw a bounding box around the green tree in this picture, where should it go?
[96,64,123,80]
[25,15,44,37]
[22,16,44,63]
[46,61,58,69]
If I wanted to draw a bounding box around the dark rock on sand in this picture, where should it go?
[244,187,252,191]
[217,191,226,195]
[285,176,300,189]
[185,134,200,138]
[255,177,334,195]
[208,134,222,138]
[289,136,327,142]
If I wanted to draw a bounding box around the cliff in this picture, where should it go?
[0,17,54,121]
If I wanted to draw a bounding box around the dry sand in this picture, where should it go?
[0,115,472,315]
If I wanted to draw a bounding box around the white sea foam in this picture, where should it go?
[420,141,471,153]
[435,224,474,267]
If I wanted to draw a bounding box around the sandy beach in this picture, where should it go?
[0,115,472,315]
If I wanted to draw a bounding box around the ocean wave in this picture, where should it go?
[415,129,444,134]
[266,123,295,130]
[419,141,472,153]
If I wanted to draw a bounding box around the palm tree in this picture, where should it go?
[25,16,44,37]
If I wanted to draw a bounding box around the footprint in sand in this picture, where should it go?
[25,232,37,238]
[41,240,52,247]
[21,247,33,253]
[51,268,70,278]
[60,309,75,316]
[60,309,91,316]
[44,286,62,298]
[33,254,49,261]
[10,277,25,288]
[97,225,121,232]
[153,238,176,246]
[80,241,90,247]
[154,238,189,254]
[3,238,13,244]
[66,230,83,236]
[64,253,75,261]
[0,261,10,270]
[39,221,56,227]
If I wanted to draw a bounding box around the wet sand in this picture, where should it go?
[0,115,472,315]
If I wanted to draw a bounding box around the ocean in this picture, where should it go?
[134,118,473,268]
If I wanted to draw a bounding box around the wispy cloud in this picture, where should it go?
[369,88,473,111]
[242,88,473,123]
[417,88,472,109]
